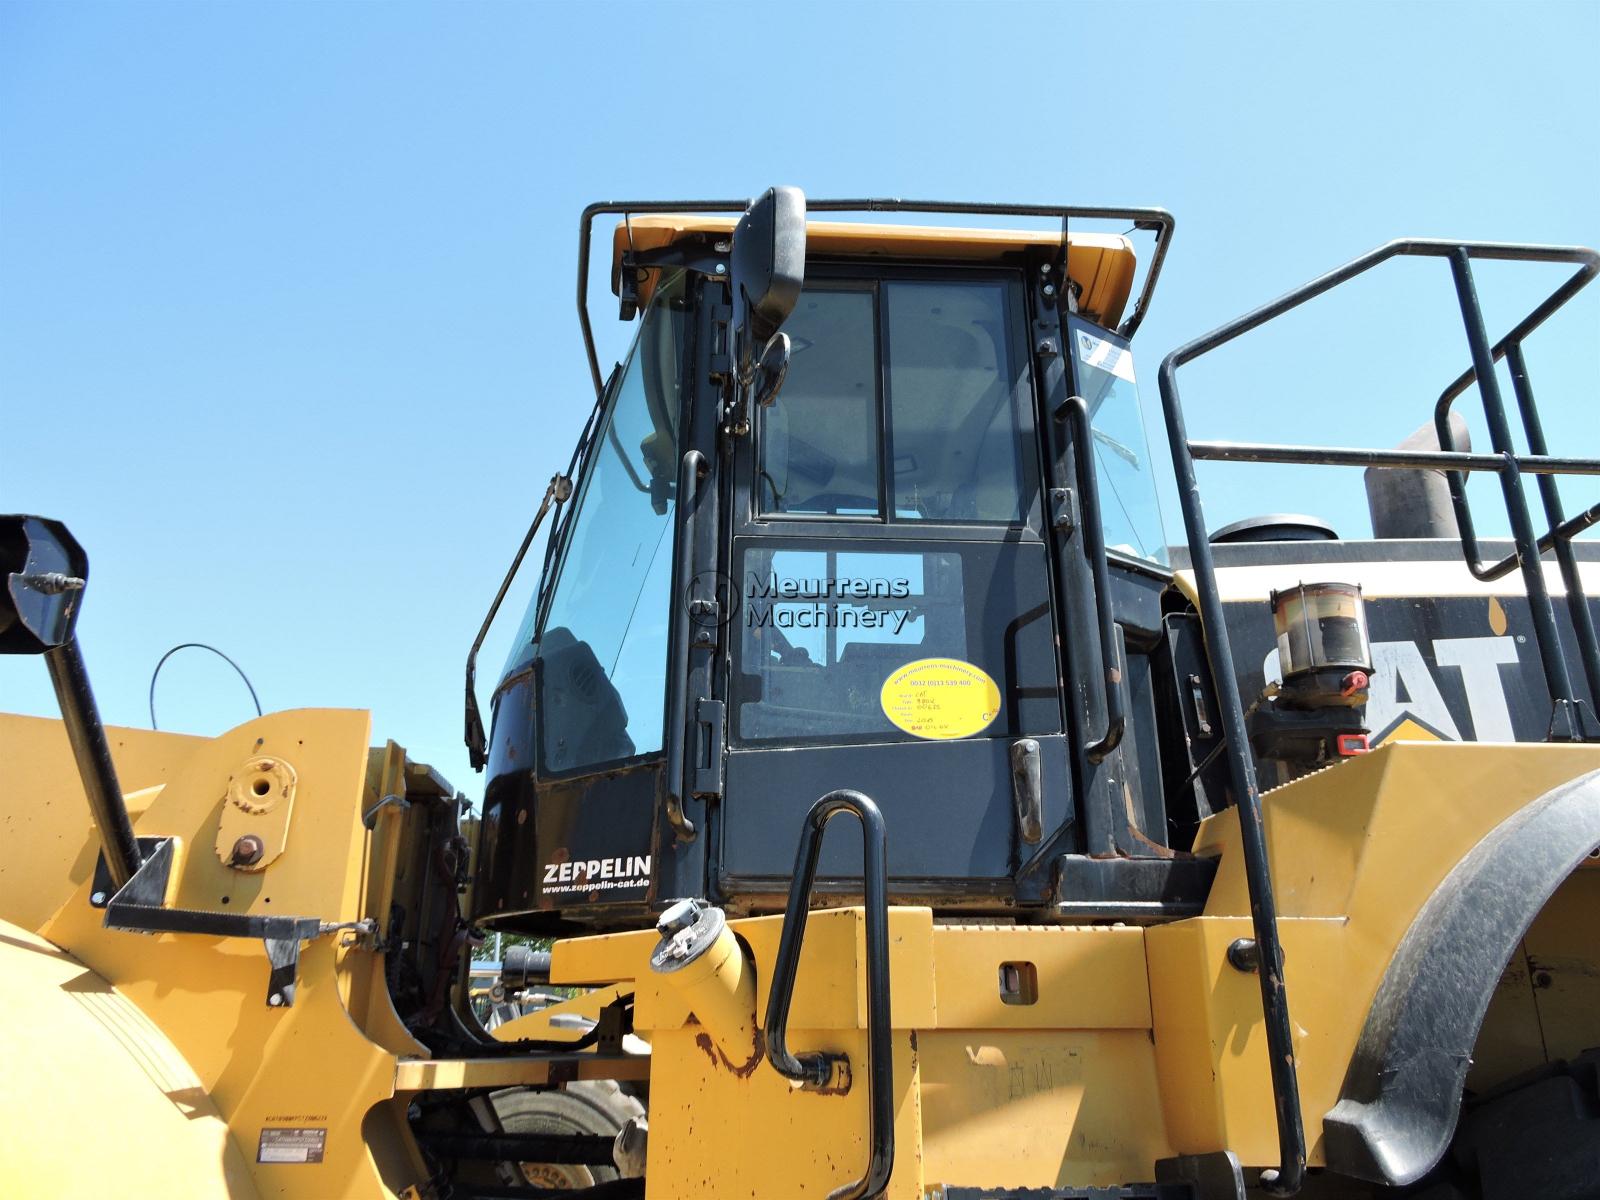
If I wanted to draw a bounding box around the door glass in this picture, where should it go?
[734,540,1059,746]
[513,272,685,774]
[885,281,1030,522]
[758,288,881,517]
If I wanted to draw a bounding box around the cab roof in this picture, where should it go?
[611,216,1139,329]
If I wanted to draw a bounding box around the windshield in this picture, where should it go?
[503,271,686,775]
[1069,318,1167,564]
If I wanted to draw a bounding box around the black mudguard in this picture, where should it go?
[1323,768,1600,1184]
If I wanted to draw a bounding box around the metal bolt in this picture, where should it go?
[1039,263,1052,275]
[714,263,727,275]
[1226,937,1260,973]
[1036,339,1057,358]
[656,898,701,938]
[231,834,265,867]
[268,992,284,1007]
[90,891,107,906]
[1041,283,1056,298]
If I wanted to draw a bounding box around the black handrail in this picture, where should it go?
[577,197,1176,398]
[662,449,707,841]
[1159,236,1600,1194]
[763,789,893,1200]
[1058,395,1126,762]
[1433,310,1600,718]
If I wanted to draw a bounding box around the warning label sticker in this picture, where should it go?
[880,657,1001,740]
[258,1127,326,1164]
[1075,330,1136,383]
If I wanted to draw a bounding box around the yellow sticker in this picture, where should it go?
[880,657,1001,740]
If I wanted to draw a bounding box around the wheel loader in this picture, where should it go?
[2,188,1598,1200]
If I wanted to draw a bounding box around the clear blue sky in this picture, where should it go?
[3,0,1596,794]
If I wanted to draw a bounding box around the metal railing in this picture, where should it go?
[576,196,1176,399]
[1157,237,1600,1194]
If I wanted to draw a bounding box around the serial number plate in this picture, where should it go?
[258,1127,326,1164]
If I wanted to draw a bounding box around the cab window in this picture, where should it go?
[758,279,1035,523]
[508,271,686,775]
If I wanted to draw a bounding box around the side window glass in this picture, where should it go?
[885,281,1029,522]
[1069,319,1168,564]
[758,289,881,517]
[523,274,685,774]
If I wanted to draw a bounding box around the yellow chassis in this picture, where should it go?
[1,708,1596,1198]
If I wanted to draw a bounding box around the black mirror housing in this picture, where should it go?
[731,185,806,379]
[0,515,88,655]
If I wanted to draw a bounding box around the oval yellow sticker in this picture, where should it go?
[880,657,1001,740]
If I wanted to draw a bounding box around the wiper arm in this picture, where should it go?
[464,473,573,772]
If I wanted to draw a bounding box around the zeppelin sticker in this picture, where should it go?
[258,1127,326,1164]
[880,657,1001,740]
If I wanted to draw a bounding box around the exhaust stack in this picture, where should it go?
[1365,414,1470,538]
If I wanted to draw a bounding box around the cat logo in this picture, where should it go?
[1266,634,1523,744]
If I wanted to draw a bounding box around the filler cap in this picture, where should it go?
[649,899,728,974]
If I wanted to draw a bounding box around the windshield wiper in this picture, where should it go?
[464,473,574,771]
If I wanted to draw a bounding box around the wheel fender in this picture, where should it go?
[1323,767,1600,1185]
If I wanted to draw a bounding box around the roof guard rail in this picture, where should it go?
[576,197,1175,398]
[1157,237,1600,1195]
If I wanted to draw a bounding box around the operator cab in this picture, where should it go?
[474,191,1223,933]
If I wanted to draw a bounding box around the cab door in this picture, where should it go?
[718,268,1072,905]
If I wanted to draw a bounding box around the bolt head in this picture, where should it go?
[231,834,265,867]
[90,891,107,906]
[1042,283,1057,298]
[268,992,284,1007]
[714,262,727,275]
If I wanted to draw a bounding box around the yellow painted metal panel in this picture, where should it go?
[1147,917,1353,1166]
[612,217,1139,327]
[918,1030,1172,1190]
[0,919,258,1200]
[490,983,633,1045]
[36,710,415,1199]
[930,925,1150,1030]
[0,712,203,932]
[645,1025,924,1200]
[1517,867,1600,1067]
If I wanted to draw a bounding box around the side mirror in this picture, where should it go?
[731,185,806,386]
[0,515,87,654]
[752,331,791,409]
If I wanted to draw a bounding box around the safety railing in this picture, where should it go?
[1157,238,1600,1194]
[576,196,1176,398]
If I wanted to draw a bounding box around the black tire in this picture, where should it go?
[1445,1048,1600,1200]
[490,1080,646,1188]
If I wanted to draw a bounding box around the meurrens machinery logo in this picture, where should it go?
[542,855,652,895]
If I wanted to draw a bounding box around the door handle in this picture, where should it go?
[1010,739,1043,844]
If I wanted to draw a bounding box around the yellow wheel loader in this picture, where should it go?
[2,189,1598,1200]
